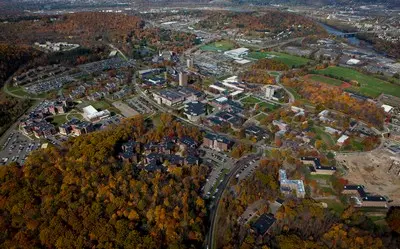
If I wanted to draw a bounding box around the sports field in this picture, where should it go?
[248,51,312,67]
[315,66,400,98]
[200,40,236,52]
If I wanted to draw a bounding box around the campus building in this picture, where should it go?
[279,169,305,198]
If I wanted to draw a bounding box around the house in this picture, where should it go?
[250,213,276,236]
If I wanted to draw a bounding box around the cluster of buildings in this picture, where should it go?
[13,64,69,86]
[118,136,201,172]
[34,41,80,52]
[21,98,71,139]
[208,76,260,99]
[59,119,93,136]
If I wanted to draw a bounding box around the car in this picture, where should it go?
[215,188,219,193]
[235,174,240,178]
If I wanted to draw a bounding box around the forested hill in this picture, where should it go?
[0,116,208,248]
[231,0,400,6]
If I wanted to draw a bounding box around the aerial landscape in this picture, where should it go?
[0,0,399,248]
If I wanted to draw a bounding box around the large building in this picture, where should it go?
[224,47,249,60]
[265,85,283,100]
[203,133,234,151]
[83,105,110,121]
[279,169,305,198]
[179,72,188,86]
[184,101,206,122]
[342,185,388,208]
[301,157,337,175]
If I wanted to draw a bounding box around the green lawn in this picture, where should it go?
[315,66,400,98]
[88,101,110,111]
[248,51,312,67]
[320,199,346,215]
[309,74,344,87]
[48,115,68,126]
[258,101,279,111]
[200,40,236,52]
[241,96,261,104]
[314,126,335,148]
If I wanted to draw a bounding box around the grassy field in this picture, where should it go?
[200,40,236,52]
[309,74,344,87]
[314,126,336,148]
[248,51,312,67]
[48,115,67,126]
[258,101,279,111]
[241,96,261,104]
[255,113,267,121]
[320,199,346,215]
[315,66,400,98]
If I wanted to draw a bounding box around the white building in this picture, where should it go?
[265,85,282,100]
[224,48,249,60]
[83,105,110,121]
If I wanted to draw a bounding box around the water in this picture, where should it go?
[319,23,361,46]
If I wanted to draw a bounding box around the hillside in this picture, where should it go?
[0,116,208,248]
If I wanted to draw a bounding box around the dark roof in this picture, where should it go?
[316,165,337,171]
[276,198,285,204]
[251,213,276,235]
[185,101,206,116]
[185,155,199,165]
[165,154,184,165]
[245,125,266,136]
[145,162,165,172]
[344,185,367,197]
[362,196,387,202]
[180,136,198,148]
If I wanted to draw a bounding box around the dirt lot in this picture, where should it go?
[112,101,139,117]
[337,149,400,205]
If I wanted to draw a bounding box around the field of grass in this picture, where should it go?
[320,199,346,215]
[248,51,312,67]
[309,74,344,87]
[315,66,400,98]
[48,115,67,126]
[241,96,261,104]
[258,101,279,111]
[314,126,335,148]
[200,40,235,52]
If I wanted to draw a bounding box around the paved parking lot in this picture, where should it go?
[201,147,235,199]
[0,132,42,165]
[126,96,154,114]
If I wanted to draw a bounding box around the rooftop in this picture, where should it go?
[251,213,276,235]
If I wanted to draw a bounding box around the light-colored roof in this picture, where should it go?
[337,135,349,143]
[221,82,244,91]
[83,105,98,116]
[230,90,244,96]
[346,58,361,65]
[235,59,251,64]
[224,47,249,55]
[381,104,393,113]
[209,84,226,92]
[215,96,228,103]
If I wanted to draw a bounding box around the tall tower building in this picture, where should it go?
[179,72,188,86]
